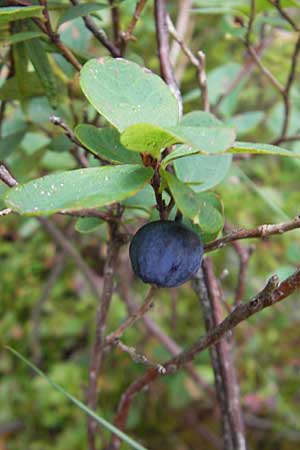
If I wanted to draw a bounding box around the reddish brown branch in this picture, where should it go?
[109,0,121,46]
[224,224,255,305]
[200,260,246,450]
[280,34,300,139]
[204,216,300,253]
[154,0,182,115]
[121,0,148,43]
[87,221,122,450]
[269,0,299,31]
[167,16,209,111]
[105,286,156,345]
[37,0,82,71]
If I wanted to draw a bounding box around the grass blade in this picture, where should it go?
[6,346,148,450]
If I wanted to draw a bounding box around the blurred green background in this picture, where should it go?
[1,1,300,449]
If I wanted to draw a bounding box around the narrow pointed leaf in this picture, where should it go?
[2,30,44,45]
[80,57,179,132]
[25,38,57,107]
[0,6,43,25]
[5,165,153,216]
[58,3,107,25]
[228,141,300,157]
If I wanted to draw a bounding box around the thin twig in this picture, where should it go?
[269,0,299,31]
[0,100,7,139]
[86,221,122,450]
[272,134,300,145]
[49,115,106,164]
[105,286,156,345]
[118,267,214,395]
[280,34,300,139]
[224,223,255,305]
[115,340,166,373]
[0,208,12,217]
[245,0,256,46]
[59,209,120,221]
[196,51,209,112]
[243,1,284,93]
[213,37,273,113]
[38,0,82,71]
[70,0,121,57]
[170,0,193,66]
[204,216,300,253]
[121,0,149,45]
[167,16,209,111]
[154,0,182,116]
[109,0,121,46]
[245,45,284,93]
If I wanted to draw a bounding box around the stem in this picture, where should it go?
[87,222,122,450]
[154,0,182,116]
[198,260,246,450]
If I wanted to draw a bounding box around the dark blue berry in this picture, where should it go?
[129,220,203,287]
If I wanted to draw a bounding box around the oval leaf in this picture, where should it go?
[173,149,232,192]
[80,57,179,132]
[75,124,141,164]
[5,165,153,216]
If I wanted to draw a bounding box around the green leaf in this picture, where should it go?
[25,38,57,108]
[184,192,224,243]
[121,123,236,157]
[5,165,153,216]
[7,347,148,450]
[226,111,264,136]
[0,131,25,159]
[21,132,51,155]
[80,57,179,132]
[40,151,77,171]
[75,217,104,233]
[1,30,44,45]
[0,6,43,25]
[120,123,178,157]
[228,141,300,157]
[0,72,44,101]
[58,3,107,26]
[75,124,141,164]
[160,169,201,224]
[123,185,156,212]
[180,110,222,126]
[173,149,232,192]
[48,134,73,153]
